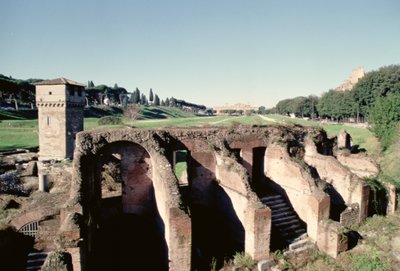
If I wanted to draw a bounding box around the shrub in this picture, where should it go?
[97,116,122,126]
[123,104,141,120]
[233,252,256,270]
[0,170,27,195]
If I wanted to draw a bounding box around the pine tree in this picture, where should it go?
[161,100,165,106]
[165,98,170,106]
[149,88,154,103]
[131,88,140,104]
[154,94,160,106]
[87,81,95,88]
[140,93,146,105]
[170,97,177,107]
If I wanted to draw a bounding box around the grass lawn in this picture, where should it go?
[0,119,38,151]
[0,113,379,156]
[265,114,380,156]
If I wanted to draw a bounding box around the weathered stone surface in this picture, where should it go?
[304,137,369,222]
[340,203,360,227]
[335,67,365,92]
[5,125,377,270]
[337,130,351,149]
[336,151,379,178]
[257,259,275,271]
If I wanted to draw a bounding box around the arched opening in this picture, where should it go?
[87,141,168,271]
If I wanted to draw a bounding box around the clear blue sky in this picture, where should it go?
[1,0,399,108]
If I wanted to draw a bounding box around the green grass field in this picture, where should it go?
[265,114,380,156]
[0,110,379,157]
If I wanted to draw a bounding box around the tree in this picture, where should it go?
[149,88,154,103]
[87,81,95,88]
[123,104,141,120]
[165,97,170,106]
[130,88,140,104]
[170,97,177,107]
[140,93,147,105]
[161,99,165,106]
[154,94,160,106]
[258,106,266,115]
[369,93,400,150]
[317,90,354,120]
[352,65,400,117]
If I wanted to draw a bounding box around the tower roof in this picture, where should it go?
[35,77,85,87]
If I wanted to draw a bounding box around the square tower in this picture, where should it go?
[35,78,85,161]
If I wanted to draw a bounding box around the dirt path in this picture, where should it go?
[257,114,280,123]
[210,116,237,125]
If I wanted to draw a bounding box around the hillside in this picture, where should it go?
[0,75,42,108]
[0,105,197,121]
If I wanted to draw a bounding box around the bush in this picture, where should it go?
[97,116,122,126]
[233,252,256,270]
[123,104,141,120]
[0,170,27,195]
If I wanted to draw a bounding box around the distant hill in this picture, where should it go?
[0,105,197,120]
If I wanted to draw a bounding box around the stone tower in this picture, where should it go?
[35,78,85,161]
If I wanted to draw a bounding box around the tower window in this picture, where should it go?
[47,116,50,126]
[49,91,52,95]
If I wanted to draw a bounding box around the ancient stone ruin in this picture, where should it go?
[335,67,365,92]
[8,124,376,271]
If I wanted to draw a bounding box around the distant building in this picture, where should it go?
[35,78,85,161]
[212,104,258,115]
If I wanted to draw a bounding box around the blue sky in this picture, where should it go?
[1,0,399,108]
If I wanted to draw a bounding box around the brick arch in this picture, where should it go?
[11,208,59,230]
[66,130,192,271]
[97,140,154,215]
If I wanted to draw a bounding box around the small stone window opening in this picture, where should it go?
[19,221,39,237]
[69,87,74,97]
[49,91,52,95]
[47,116,50,126]
[173,150,189,186]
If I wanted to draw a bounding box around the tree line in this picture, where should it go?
[0,75,42,109]
[269,65,400,149]
[0,76,207,114]
[86,81,207,113]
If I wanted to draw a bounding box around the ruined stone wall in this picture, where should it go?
[304,138,369,221]
[215,153,271,261]
[64,129,191,271]
[66,106,84,159]
[264,143,330,241]
[336,151,379,178]
[56,126,378,269]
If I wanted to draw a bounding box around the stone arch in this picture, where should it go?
[67,130,191,271]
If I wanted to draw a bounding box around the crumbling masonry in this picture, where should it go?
[16,125,380,270]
